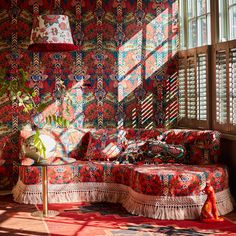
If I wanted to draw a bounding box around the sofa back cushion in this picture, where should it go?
[160,129,221,164]
[84,128,164,161]
[125,128,163,141]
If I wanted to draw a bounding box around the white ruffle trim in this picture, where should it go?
[12,180,234,220]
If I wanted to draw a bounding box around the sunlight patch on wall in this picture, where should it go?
[118,31,142,102]
[118,65,142,102]
[145,9,168,56]
[141,93,154,128]
[145,9,169,79]
[33,82,83,127]
[132,107,137,128]
[118,31,142,78]
[164,72,178,127]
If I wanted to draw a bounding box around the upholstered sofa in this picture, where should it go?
[12,127,234,220]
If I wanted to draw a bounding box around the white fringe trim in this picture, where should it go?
[12,180,234,220]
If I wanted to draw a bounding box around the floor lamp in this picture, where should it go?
[28,14,78,218]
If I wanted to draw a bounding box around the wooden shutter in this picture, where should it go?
[213,41,236,134]
[177,46,209,129]
[229,48,236,131]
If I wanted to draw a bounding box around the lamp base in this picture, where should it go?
[31,210,59,218]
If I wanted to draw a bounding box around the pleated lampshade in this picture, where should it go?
[28,15,78,52]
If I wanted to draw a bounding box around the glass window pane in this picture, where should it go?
[218,0,227,42]
[197,0,207,16]
[180,24,185,48]
[207,0,211,13]
[198,16,207,46]
[188,0,196,18]
[207,14,211,44]
[229,5,236,40]
[229,0,236,5]
[179,0,185,49]
[188,20,197,48]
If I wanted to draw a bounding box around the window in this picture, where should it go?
[178,0,236,134]
[219,0,236,42]
[179,0,211,49]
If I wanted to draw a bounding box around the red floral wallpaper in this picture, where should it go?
[0,0,178,189]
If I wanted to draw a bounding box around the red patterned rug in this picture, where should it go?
[1,194,236,236]
[39,202,236,236]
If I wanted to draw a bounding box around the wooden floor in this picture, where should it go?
[0,191,235,236]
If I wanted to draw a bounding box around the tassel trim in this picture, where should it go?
[12,180,234,220]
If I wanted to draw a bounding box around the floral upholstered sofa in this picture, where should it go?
[12,127,234,220]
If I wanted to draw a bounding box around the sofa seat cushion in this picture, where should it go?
[130,164,229,197]
[16,162,229,197]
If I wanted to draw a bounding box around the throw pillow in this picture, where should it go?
[147,140,187,163]
[21,134,57,163]
[189,145,209,165]
[85,129,126,161]
[69,131,91,160]
[117,140,148,164]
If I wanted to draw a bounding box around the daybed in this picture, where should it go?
[12,127,234,220]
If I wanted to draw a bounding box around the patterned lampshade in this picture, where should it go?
[28,15,78,52]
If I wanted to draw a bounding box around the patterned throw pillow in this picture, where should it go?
[161,130,221,164]
[20,128,91,165]
[117,140,148,164]
[85,129,126,161]
[147,140,187,163]
[21,134,57,162]
[70,131,91,160]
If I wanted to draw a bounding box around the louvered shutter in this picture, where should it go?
[229,48,236,130]
[213,42,236,134]
[177,47,209,128]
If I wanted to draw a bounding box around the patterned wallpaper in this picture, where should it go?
[0,0,178,189]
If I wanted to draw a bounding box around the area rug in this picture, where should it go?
[38,202,236,236]
[1,194,236,236]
